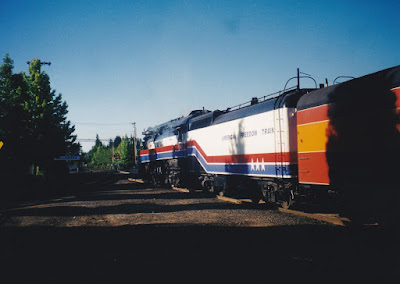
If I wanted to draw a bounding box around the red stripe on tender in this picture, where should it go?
[187,140,293,163]
[140,140,297,164]
[298,152,330,185]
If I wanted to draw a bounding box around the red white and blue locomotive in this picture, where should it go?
[139,66,400,221]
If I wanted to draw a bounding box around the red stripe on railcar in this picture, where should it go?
[297,104,329,125]
[390,87,400,132]
[392,86,400,108]
[187,140,293,164]
[298,152,330,185]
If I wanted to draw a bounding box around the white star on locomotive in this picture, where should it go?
[251,158,265,171]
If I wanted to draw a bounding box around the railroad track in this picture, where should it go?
[214,195,351,226]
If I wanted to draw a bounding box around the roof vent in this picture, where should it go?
[251,97,258,105]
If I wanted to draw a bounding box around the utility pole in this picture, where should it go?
[132,122,137,168]
[112,141,115,167]
[27,60,51,66]
[27,60,51,74]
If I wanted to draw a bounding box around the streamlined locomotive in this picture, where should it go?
[139,66,400,221]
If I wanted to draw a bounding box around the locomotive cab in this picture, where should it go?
[139,109,210,186]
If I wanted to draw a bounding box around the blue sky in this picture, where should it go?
[1,0,399,151]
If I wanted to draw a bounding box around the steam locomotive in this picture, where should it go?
[139,66,400,222]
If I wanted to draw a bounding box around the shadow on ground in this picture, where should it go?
[0,170,138,208]
[1,171,399,282]
[0,224,398,283]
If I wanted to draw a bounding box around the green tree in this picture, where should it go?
[114,136,122,148]
[23,58,76,174]
[0,53,31,174]
[116,136,134,169]
[0,55,77,177]
[85,135,137,169]
[83,134,103,166]
[91,145,112,167]
[95,134,102,148]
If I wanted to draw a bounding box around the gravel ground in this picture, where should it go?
[1,178,331,228]
[0,173,398,283]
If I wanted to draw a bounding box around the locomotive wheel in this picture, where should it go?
[251,196,261,204]
[260,183,277,203]
[217,188,226,197]
[150,172,162,187]
[171,175,180,188]
[280,200,291,209]
[250,189,261,204]
[280,190,294,209]
[202,186,215,194]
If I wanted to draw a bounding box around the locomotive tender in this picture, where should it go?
[140,66,400,219]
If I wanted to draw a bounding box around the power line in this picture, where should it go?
[76,137,137,142]
[76,138,118,142]
[72,122,132,126]
[27,60,51,66]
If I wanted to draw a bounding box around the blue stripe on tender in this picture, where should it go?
[187,147,292,177]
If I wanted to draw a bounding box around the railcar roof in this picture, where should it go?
[143,110,208,135]
[212,88,310,125]
[213,98,278,125]
[297,65,400,111]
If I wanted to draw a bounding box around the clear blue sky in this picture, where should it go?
[1,0,399,152]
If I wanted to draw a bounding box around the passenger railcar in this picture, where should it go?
[139,65,400,221]
[296,66,400,221]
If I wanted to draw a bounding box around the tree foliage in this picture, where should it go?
[95,134,102,148]
[114,136,122,148]
[0,54,78,177]
[116,136,134,168]
[85,135,141,170]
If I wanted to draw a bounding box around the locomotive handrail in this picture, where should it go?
[258,89,284,102]
[333,76,355,84]
[224,69,318,113]
[283,76,317,91]
[226,86,299,112]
